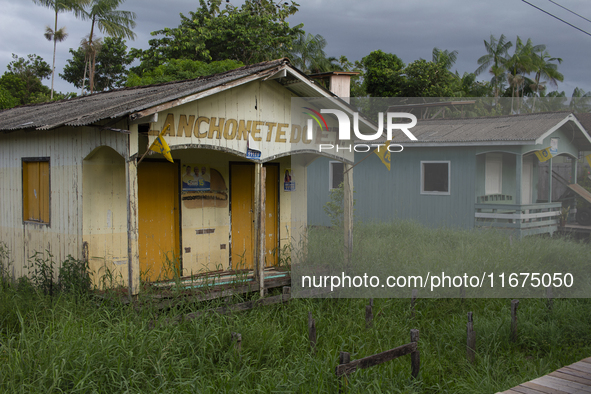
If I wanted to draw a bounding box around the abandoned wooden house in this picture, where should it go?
[0,58,356,294]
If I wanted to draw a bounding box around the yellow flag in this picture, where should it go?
[534,147,552,163]
[374,141,391,171]
[149,125,174,163]
[586,154,591,169]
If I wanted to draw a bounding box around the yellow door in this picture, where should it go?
[230,163,278,270]
[138,161,180,282]
[264,165,278,267]
[230,164,255,269]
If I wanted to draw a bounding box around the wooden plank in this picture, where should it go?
[335,342,417,376]
[568,184,591,205]
[509,385,552,394]
[521,381,569,394]
[530,375,591,393]
[259,166,266,297]
[560,366,591,380]
[567,361,591,374]
[582,358,591,364]
[550,371,591,386]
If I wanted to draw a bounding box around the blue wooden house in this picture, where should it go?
[307,111,591,237]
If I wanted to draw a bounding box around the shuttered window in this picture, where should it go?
[23,159,50,224]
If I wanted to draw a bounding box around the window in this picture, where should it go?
[329,161,344,190]
[23,159,50,224]
[421,161,450,195]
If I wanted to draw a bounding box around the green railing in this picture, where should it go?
[474,202,561,237]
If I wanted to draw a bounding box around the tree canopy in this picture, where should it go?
[61,36,132,91]
[130,0,301,75]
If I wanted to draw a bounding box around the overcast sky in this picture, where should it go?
[1,0,589,96]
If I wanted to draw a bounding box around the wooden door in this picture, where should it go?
[230,163,279,270]
[138,161,180,282]
[230,164,255,269]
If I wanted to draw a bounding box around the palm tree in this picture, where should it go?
[33,0,89,99]
[504,37,544,113]
[432,47,458,70]
[81,0,136,93]
[475,34,512,100]
[530,50,563,112]
[288,33,330,74]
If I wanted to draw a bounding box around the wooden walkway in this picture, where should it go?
[499,357,591,393]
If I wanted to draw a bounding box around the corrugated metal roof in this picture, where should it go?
[388,111,576,144]
[0,58,328,132]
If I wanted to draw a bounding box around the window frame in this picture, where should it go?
[420,160,450,195]
[22,157,51,225]
[329,161,344,191]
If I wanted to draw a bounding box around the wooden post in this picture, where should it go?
[282,286,291,302]
[515,155,523,205]
[231,332,242,352]
[467,312,476,363]
[411,289,418,319]
[343,163,353,266]
[547,157,553,203]
[308,311,317,350]
[546,285,553,311]
[511,299,519,342]
[410,329,420,379]
[339,351,350,392]
[365,303,373,329]
[259,166,266,298]
[253,163,261,284]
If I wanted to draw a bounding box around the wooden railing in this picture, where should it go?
[474,202,561,237]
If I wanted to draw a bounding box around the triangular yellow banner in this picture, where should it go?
[149,125,174,163]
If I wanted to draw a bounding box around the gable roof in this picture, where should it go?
[389,112,591,149]
[0,58,334,132]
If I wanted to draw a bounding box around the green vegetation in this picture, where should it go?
[1,225,590,392]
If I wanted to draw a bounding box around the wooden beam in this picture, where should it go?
[335,342,417,376]
[259,166,266,297]
[254,163,262,283]
[343,163,353,266]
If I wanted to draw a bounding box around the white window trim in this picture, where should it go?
[329,161,343,191]
[420,160,451,195]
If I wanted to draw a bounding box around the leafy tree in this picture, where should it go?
[401,59,457,97]
[0,54,52,105]
[61,36,132,91]
[0,86,19,109]
[126,59,244,87]
[131,0,301,74]
[32,0,89,98]
[360,50,405,97]
[79,0,136,93]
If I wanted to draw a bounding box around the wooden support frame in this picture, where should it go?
[343,163,353,265]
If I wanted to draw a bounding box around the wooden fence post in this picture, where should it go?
[366,299,373,328]
[308,312,317,351]
[546,285,553,311]
[511,299,519,342]
[339,351,350,392]
[231,332,242,352]
[467,312,476,363]
[410,329,420,379]
[283,286,291,302]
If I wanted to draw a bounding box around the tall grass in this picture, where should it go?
[1,223,590,393]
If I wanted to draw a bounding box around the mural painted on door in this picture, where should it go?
[138,161,180,282]
[230,163,278,270]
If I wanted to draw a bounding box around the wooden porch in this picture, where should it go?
[498,357,591,393]
[475,202,561,238]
